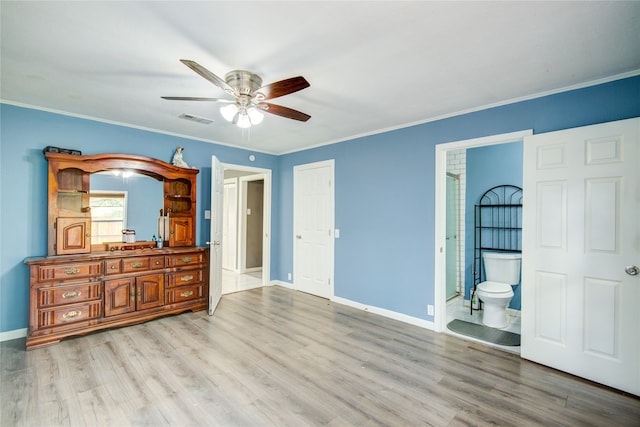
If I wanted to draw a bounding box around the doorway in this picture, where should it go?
[221,164,271,295]
[434,130,532,349]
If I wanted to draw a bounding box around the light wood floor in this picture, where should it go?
[2,286,638,426]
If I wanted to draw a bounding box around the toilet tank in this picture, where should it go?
[483,252,521,285]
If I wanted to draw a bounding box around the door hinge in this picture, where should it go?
[328,278,331,285]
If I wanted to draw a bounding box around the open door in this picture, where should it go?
[208,155,224,315]
[522,118,639,395]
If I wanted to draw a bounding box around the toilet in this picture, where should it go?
[475,252,521,329]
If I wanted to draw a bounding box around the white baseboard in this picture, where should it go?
[331,296,435,331]
[270,280,294,289]
[264,283,436,331]
[0,328,27,342]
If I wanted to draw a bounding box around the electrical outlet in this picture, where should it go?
[427,305,434,316]
[288,273,292,281]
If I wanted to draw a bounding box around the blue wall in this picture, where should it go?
[2,75,639,334]
[465,142,523,310]
[275,75,640,322]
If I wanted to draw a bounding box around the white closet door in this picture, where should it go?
[293,160,334,299]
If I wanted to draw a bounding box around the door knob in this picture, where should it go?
[296,235,302,240]
[625,265,639,276]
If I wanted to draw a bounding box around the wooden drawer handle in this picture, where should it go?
[64,268,80,275]
[130,262,144,268]
[63,310,80,319]
[180,257,193,263]
[180,275,194,282]
[62,291,81,299]
[180,290,194,298]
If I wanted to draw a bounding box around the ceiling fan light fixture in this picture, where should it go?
[236,113,252,129]
[220,103,238,122]
[247,107,264,125]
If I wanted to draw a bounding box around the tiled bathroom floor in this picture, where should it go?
[446,295,521,353]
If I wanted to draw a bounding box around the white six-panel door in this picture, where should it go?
[293,160,335,298]
[522,118,639,395]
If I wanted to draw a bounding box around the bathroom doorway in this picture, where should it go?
[434,130,532,352]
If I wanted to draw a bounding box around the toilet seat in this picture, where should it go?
[477,281,513,295]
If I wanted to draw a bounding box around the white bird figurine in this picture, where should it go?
[172,146,190,168]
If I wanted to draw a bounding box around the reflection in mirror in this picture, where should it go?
[90,172,163,245]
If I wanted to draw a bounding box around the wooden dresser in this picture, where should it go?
[25,247,208,349]
[25,151,209,349]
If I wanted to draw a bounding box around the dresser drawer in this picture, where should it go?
[37,301,102,328]
[121,257,151,273]
[165,284,205,304]
[150,256,165,270]
[104,259,122,275]
[37,262,102,282]
[167,252,203,268]
[167,268,204,288]
[37,282,102,307]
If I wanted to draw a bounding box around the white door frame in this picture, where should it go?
[222,163,272,288]
[433,130,532,332]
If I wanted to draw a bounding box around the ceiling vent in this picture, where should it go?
[178,113,214,124]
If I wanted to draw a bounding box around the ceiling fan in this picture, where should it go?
[162,59,311,128]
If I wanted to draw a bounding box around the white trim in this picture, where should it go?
[293,159,335,299]
[278,70,640,155]
[222,163,272,288]
[433,129,532,333]
[332,296,435,331]
[0,328,27,342]
[5,70,638,156]
[271,280,294,289]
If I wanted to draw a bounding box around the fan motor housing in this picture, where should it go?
[225,70,262,96]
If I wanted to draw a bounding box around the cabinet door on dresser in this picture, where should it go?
[104,273,165,315]
[56,217,91,255]
[104,278,135,317]
[169,217,193,247]
[136,273,165,310]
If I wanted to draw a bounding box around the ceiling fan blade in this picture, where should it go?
[259,76,310,100]
[179,59,236,95]
[161,96,234,102]
[259,102,311,122]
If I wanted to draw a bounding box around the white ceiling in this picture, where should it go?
[2,1,639,154]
